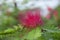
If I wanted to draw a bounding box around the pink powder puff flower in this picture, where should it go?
[18,8,44,28]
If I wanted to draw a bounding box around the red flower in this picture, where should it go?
[47,7,52,11]
[46,14,51,20]
[53,10,58,20]
[18,8,44,28]
[53,10,58,16]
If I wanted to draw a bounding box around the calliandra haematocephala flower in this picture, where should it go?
[47,7,58,20]
[45,7,53,19]
[18,8,44,28]
[53,10,58,20]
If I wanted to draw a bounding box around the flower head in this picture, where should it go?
[18,8,44,28]
[47,7,52,11]
[53,10,58,16]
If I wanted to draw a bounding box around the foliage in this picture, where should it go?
[0,1,60,40]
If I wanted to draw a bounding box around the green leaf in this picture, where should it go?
[24,27,41,40]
